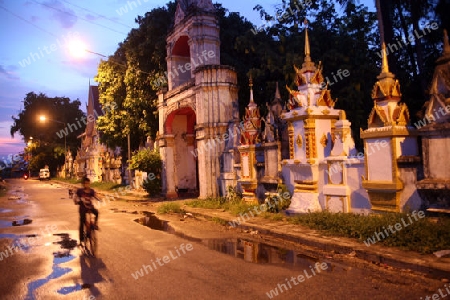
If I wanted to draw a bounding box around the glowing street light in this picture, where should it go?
[67,39,88,58]
[67,39,106,59]
[39,115,67,176]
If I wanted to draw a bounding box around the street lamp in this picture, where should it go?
[39,115,68,177]
[25,137,34,162]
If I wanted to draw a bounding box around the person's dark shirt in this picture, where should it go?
[76,188,96,210]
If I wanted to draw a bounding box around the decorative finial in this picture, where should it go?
[381,42,389,74]
[274,82,281,100]
[304,19,311,63]
[444,29,450,55]
[249,76,254,103]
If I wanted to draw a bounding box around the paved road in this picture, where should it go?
[0,179,445,300]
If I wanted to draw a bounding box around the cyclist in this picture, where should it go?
[74,177,99,246]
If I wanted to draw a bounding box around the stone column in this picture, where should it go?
[159,135,177,198]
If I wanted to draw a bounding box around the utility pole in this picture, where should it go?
[128,132,132,187]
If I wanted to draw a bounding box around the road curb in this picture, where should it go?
[182,209,450,280]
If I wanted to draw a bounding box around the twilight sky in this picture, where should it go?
[0,0,375,158]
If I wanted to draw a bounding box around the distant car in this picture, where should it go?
[39,168,50,180]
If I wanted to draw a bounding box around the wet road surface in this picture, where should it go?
[0,179,447,300]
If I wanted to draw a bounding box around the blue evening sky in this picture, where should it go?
[0,0,375,158]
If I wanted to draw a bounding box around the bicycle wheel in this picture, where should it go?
[86,227,97,257]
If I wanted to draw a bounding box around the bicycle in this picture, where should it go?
[81,209,98,257]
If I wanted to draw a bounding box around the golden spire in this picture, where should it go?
[371,42,401,101]
[304,19,311,63]
[444,29,450,55]
[249,76,255,104]
[376,42,395,80]
[381,43,389,74]
[301,19,315,70]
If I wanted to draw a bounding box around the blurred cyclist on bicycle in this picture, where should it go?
[74,177,99,246]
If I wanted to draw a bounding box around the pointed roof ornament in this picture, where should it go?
[274,82,281,100]
[301,19,315,71]
[376,42,395,81]
[271,82,283,117]
[304,19,311,63]
[249,76,255,103]
[437,29,450,64]
[381,43,389,74]
[371,42,401,101]
[443,29,450,55]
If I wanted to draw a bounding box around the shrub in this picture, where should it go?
[264,184,291,213]
[130,148,162,197]
[225,185,242,204]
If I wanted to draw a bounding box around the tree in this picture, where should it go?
[10,92,85,171]
[252,0,380,149]
[95,0,445,153]
[95,48,128,149]
[95,2,176,154]
[337,0,444,122]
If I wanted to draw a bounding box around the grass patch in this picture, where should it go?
[55,178,122,191]
[186,197,224,209]
[260,212,285,221]
[54,177,80,184]
[228,202,255,216]
[157,202,184,214]
[185,197,255,216]
[288,211,450,254]
[211,217,227,226]
[90,182,123,191]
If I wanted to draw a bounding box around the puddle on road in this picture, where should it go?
[134,212,327,269]
[53,233,77,250]
[203,238,321,268]
[0,208,13,213]
[26,256,75,300]
[26,234,76,300]
[0,217,32,228]
[135,212,168,231]
[0,233,20,239]
[12,218,32,226]
[57,283,83,295]
[8,196,31,205]
[57,283,91,295]
[0,220,12,228]
[0,233,33,252]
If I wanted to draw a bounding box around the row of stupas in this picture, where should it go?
[233,24,450,213]
[154,0,449,213]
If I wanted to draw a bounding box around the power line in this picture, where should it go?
[59,0,133,30]
[31,0,128,36]
[0,3,153,77]
[0,4,60,39]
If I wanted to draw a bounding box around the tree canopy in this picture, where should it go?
[10,91,85,172]
[95,0,447,153]
[95,2,177,151]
